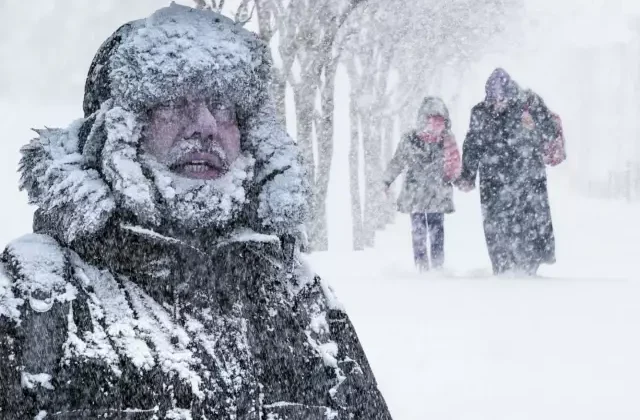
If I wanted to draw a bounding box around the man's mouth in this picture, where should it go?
[170,153,227,180]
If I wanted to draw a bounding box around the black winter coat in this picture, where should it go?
[459,90,558,273]
[0,223,392,419]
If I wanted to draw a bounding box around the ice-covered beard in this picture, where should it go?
[159,136,232,180]
[139,142,256,232]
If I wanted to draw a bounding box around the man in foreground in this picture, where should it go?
[0,5,392,419]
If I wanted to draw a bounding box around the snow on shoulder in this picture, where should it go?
[3,234,76,321]
[0,264,22,323]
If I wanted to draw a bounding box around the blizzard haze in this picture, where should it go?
[2,0,640,419]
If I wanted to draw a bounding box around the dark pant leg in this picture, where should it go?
[410,213,428,269]
[426,213,444,268]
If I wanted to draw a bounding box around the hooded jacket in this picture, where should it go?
[0,5,392,419]
[383,97,460,214]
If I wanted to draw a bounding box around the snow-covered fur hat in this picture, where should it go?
[19,4,309,245]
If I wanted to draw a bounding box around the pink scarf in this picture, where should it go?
[417,116,461,181]
[417,116,446,143]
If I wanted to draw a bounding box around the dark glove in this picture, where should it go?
[455,178,475,192]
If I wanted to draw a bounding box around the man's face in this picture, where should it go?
[143,98,241,180]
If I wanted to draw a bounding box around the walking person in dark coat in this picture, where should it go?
[0,5,393,419]
[384,97,461,271]
[456,68,566,276]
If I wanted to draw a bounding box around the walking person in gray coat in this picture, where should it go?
[383,97,461,271]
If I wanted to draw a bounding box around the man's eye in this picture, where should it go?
[156,99,178,110]
[212,106,236,123]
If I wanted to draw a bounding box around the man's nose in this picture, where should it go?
[184,102,218,140]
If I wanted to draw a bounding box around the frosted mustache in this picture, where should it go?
[165,137,228,167]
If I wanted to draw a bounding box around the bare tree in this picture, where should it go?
[340,1,404,248]
[346,58,366,250]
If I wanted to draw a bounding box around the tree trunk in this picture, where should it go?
[361,117,375,247]
[381,115,396,226]
[372,123,386,231]
[253,2,287,126]
[362,115,385,247]
[347,62,365,251]
[310,63,338,252]
[294,81,332,251]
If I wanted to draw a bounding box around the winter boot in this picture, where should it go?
[415,258,430,272]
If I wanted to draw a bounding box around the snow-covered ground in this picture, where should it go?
[310,176,640,419]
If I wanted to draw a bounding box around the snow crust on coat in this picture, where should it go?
[0,230,388,419]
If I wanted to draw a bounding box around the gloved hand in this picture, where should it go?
[383,182,392,197]
[456,179,475,192]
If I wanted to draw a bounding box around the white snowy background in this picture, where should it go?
[2,0,640,419]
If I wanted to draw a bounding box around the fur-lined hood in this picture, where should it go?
[416,96,451,129]
[19,4,309,246]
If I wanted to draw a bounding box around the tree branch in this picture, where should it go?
[235,0,256,25]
